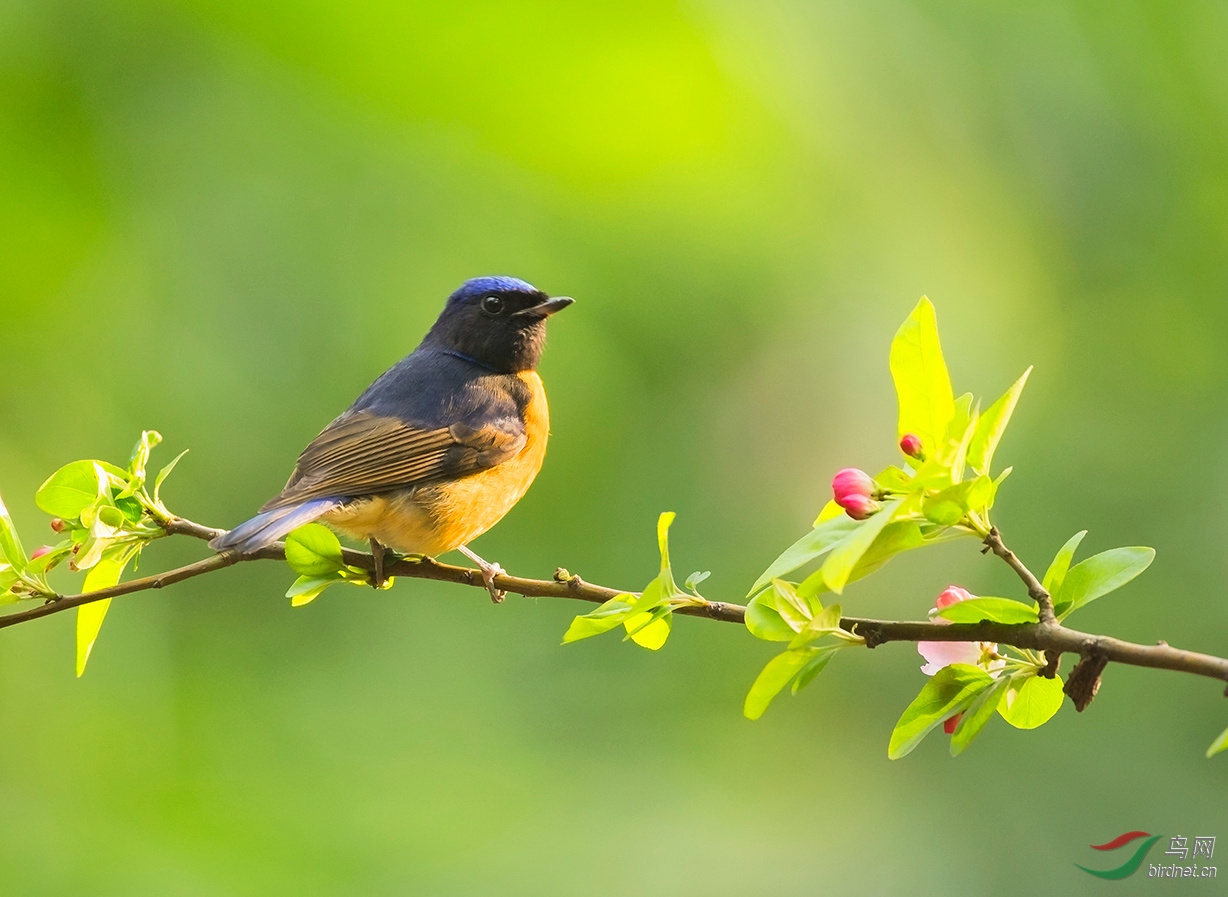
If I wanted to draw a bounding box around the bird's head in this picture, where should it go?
[425,276,573,373]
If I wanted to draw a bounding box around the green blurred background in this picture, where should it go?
[2,0,1226,893]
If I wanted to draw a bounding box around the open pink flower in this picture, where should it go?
[918,586,1004,676]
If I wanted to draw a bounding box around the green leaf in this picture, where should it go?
[792,647,838,694]
[97,506,124,529]
[744,589,801,642]
[685,571,710,591]
[1054,547,1156,619]
[284,524,347,577]
[797,520,926,599]
[768,579,814,632]
[950,675,1011,756]
[128,430,162,479]
[813,499,845,527]
[624,606,672,650]
[921,495,965,526]
[1042,530,1088,594]
[945,394,978,483]
[655,511,676,580]
[743,647,825,720]
[821,498,903,594]
[562,594,638,643]
[934,597,1039,624]
[153,449,189,505]
[1207,724,1228,759]
[997,673,1064,729]
[114,495,144,524]
[76,547,134,677]
[0,493,27,568]
[748,515,859,597]
[888,664,995,759]
[286,572,345,607]
[890,297,955,456]
[790,602,861,649]
[967,367,1032,476]
[36,460,104,519]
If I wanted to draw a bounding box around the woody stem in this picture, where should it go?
[0,516,1223,691]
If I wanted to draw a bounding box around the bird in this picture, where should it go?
[209,276,573,601]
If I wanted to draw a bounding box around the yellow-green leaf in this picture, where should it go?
[285,524,346,577]
[821,498,902,594]
[624,609,671,650]
[967,367,1031,476]
[744,647,825,720]
[997,673,1064,729]
[890,297,955,456]
[1042,530,1088,594]
[76,551,128,677]
[1207,724,1228,759]
[889,664,994,759]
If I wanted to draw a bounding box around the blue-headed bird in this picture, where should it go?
[210,276,572,601]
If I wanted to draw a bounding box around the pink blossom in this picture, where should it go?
[943,713,963,735]
[918,639,986,675]
[899,433,924,459]
[918,585,1003,676]
[935,585,975,610]
[30,546,53,560]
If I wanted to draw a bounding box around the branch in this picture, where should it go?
[983,526,1056,623]
[2,516,1225,692]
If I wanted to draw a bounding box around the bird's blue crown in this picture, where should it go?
[448,276,540,304]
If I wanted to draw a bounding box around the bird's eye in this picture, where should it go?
[481,295,505,315]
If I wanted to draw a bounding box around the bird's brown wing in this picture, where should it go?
[260,410,526,511]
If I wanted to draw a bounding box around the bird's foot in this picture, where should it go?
[369,538,406,589]
[458,545,507,604]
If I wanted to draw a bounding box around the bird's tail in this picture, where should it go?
[209,498,340,554]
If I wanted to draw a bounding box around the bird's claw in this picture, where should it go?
[480,561,507,604]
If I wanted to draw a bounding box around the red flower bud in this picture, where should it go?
[30,546,53,560]
[840,493,880,520]
[899,433,924,460]
[935,585,975,610]
[943,712,964,735]
[832,468,875,502]
[50,518,66,533]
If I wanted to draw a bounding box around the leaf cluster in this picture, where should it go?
[22,432,187,675]
[561,512,709,651]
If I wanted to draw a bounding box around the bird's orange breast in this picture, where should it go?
[325,371,550,557]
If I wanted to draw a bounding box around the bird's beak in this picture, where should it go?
[514,296,574,318]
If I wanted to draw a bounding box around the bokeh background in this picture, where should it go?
[2,1,1227,893]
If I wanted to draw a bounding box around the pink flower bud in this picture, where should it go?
[943,712,963,735]
[50,518,66,533]
[832,467,875,502]
[840,493,880,520]
[899,433,924,459]
[935,585,976,609]
[30,546,53,560]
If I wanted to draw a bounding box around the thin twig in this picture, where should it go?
[983,526,1056,623]
[0,516,1224,688]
